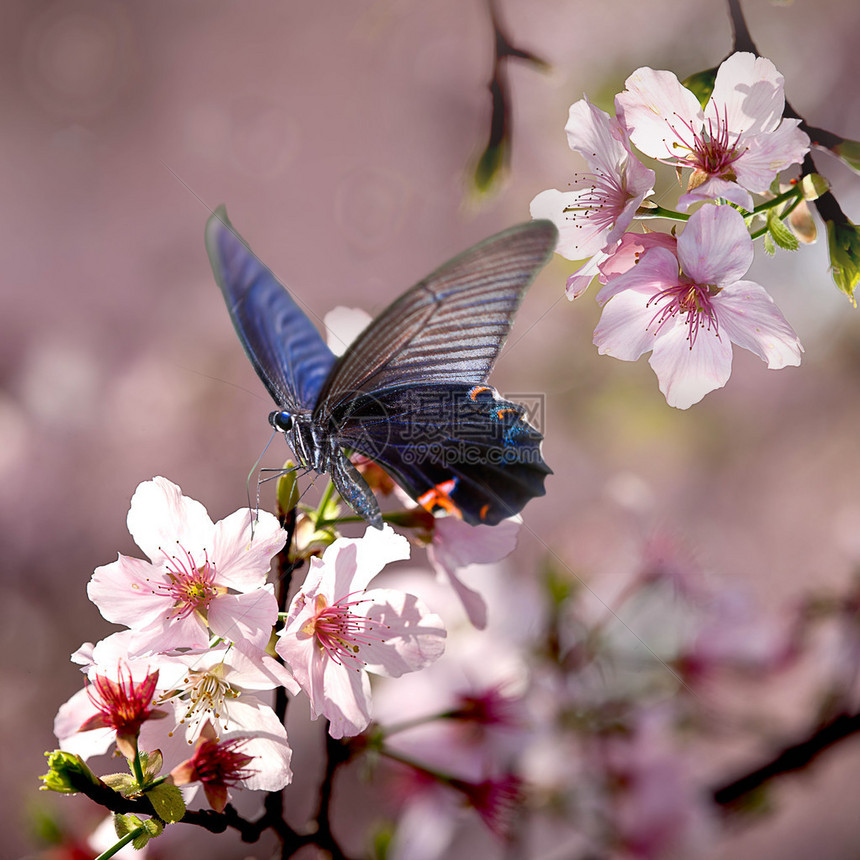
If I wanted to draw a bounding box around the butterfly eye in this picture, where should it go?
[269,411,293,433]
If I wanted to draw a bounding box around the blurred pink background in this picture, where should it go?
[4,0,860,857]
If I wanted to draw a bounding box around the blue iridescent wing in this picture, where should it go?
[314,221,557,423]
[330,384,551,525]
[205,207,336,412]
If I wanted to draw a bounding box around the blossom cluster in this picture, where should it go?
[532,52,813,408]
[52,477,459,813]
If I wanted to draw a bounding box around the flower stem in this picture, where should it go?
[94,827,145,860]
[751,186,801,215]
[635,205,690,223]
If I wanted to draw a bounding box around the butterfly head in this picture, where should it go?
[269,411,294,434]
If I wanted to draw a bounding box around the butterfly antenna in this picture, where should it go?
[246,428,280,537]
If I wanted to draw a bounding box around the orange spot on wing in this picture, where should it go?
[417,479,462,518]
[469,385,491,401]
[479,503,490,521]
[496,408,516,420]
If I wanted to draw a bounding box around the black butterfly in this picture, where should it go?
[205,207,555,529]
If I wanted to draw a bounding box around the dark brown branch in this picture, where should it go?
[712,711,860,809]
[726,0,759,55]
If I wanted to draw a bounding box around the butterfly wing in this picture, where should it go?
[314,221,557,422]
[205,206,337,412]
[331,384,551,525]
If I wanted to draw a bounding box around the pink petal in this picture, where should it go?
[677,206,753,287]
[713,280,803,368]
[566,254,606,299]
[322,657,373,738]
[594,288,664,362]
[221,702,292,791]
[87,556,172,629]
[329,525,411,596]
[596,246,680,306]
[708,52,784,137]
[529,187,611,260]
[678,178,754,212]
[208,587,279,650]
[127,477,214,563]
[210,508,285,592]
[565,97,627,176]
[599,232,678,281]
[733,119,809,194]
[359,588,446,677]
[615,67,703,161]
[648,322,733,409]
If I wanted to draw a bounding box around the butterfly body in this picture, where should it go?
[206,207,556,529]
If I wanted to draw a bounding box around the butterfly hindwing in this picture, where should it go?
[205,207,336,412]
[314,221,557,423]
[330,384,551,525]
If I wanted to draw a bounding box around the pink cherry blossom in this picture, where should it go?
[594,205,802,408]
[88,477,285,655]
[54,657,166,760]
[276,525,446,738]
[427,516,520,629]
[170,721,256,813]
[56,639,296,793]
[530,97,655,298]
[616,52,809,211]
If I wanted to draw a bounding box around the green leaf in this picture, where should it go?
[763,233,775,256]
[114,814,144,839]
[145,782,186,823]
[767,210,799,251]
[474,141,508,195]
[140,749,164,781]
[681,66,718,107]
[102,773,140,795]
[132,819,164,851]
[826,217,860,302]
[833,138,860,175]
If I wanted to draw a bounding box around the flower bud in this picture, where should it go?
[40,750,102,794]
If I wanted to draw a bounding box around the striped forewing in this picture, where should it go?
[314,220,556,421]
[206,207,337,412]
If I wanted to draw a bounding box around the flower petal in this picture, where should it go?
[529,187,612,260]
[328,525,410,597]
[714,280,803,368]
[594,288,663,362]
[648,322,733,409]
[127,477,214,563]
[596,246,680,306]
[359,588,446,677]
[708,52,784,137]
[678,178,754,212]
[87,555,171,629]
[208,587,279,650]
[210,508,286,592]
[677,206,753,287]
[733,119,809,194]
[616,67,703,161]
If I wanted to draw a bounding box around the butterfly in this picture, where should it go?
[205,206,556,529]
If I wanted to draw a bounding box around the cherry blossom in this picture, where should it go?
[276,525,446,738]
[54,658,167,760]
[427,516,520,629]
[616,52,809,211]
[57,638,296,792]
[593,205,803,408]
[530,97,655,298]
[88,477,285,655]
[170,721,256,812]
